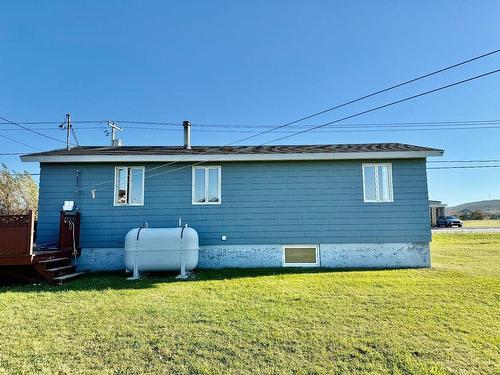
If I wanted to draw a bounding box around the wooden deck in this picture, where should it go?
[0,211,84,284]
[0,249,72,266]
[0,249,84,285]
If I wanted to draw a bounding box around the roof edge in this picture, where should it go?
[21,150,444,163]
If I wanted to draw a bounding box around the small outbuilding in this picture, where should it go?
[429,200,447,226]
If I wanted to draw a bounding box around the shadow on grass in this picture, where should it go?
[0,266,412,293]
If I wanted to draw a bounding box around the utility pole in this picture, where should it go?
[105,121,123,146]
[59,113,72,150]
[65,113,71,150]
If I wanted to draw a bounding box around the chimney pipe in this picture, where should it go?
[183,120,191,149]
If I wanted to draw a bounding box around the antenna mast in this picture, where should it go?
[105,121,123,146]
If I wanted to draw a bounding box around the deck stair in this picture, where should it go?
[33,251,85,285]
[0,211,84,285]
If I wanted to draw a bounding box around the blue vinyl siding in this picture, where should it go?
[36,159,431,247]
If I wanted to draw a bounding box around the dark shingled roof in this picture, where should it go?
[23,143,442,157]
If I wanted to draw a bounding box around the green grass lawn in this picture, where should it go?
[1,234,499,374]
[463,219,500,228]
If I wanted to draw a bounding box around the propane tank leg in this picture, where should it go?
[176,251,188,280]
[127,261,140,280]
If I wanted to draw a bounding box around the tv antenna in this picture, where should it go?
[105,121,123,146]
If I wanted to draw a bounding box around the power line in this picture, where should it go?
[119,124,500,133]
[4,118,500,129]
[71,127,80,146]
[428,165,500,169]
[4,117,500,130]
[140,68,500,182]
[90,61,500,186]
[89,66,500,189]
[187,118,500,128]
[3,123,500,133]
[216,48,500,137]
[5,116,500,129]
[3,48,499,135]
[0,115,67,145]
[0,133,43,151]
[260,68,500,145]
[74,49,500,189]
[427,159,500,163]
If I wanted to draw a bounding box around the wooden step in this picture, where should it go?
[52,272,85,283]
[37,257,71,264]
[45,265,75,272]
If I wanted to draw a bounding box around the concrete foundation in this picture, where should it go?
[76,242,430,272]
[76,248,125,272]
[319,242,430,269]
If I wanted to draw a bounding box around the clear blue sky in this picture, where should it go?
[1,1,499,206]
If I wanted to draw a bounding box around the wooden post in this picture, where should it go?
[58,211,81,251]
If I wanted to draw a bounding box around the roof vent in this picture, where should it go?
[183,120,191,149]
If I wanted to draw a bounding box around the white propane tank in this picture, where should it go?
[124,226,199,279]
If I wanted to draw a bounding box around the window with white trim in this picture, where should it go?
[362,163,393,202]
[114,166,145,206]
[282,245,319,267]
[192,166,221,204]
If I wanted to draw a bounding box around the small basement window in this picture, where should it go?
[192,166,221,204]
[362,163,393,202]
[114,166,145,206]
[282,245,319,267]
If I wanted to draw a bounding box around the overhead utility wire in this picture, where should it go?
[90,49,500,189]
[3,118,500,129]
[254,68,500,146]
[140,68,500,182]
[71,127,80,146]
[4,49,498,131]
[183,118,500,128]
[427,159,500,163]
[125,54,500,177]
[6,116,500,129]
[0,133,43,151]
[3,123,500,133]
[102,124,500,133]
[428,165,500,169]
[211,48,500,138]
[0,115,67,145]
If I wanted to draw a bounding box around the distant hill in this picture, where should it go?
[449,199,500,214]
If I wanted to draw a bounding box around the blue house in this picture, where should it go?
[22,140,443,272]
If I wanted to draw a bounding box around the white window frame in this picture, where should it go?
[282,245,320,267]
[362,163,394,203]
[113,166,145,206]
[192,166,222,205]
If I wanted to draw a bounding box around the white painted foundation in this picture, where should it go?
[199,242,430,269]
[76,242,430,272]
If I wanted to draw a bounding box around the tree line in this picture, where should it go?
[0,164,38,215]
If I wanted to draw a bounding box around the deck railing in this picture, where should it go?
[0,210,35,258]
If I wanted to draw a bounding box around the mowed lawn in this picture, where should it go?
[0,234,499,374]
[463,219,500,228]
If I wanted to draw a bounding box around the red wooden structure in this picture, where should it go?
[0,210,35,264]
[0,210,84,284]
[59,211,81,252]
